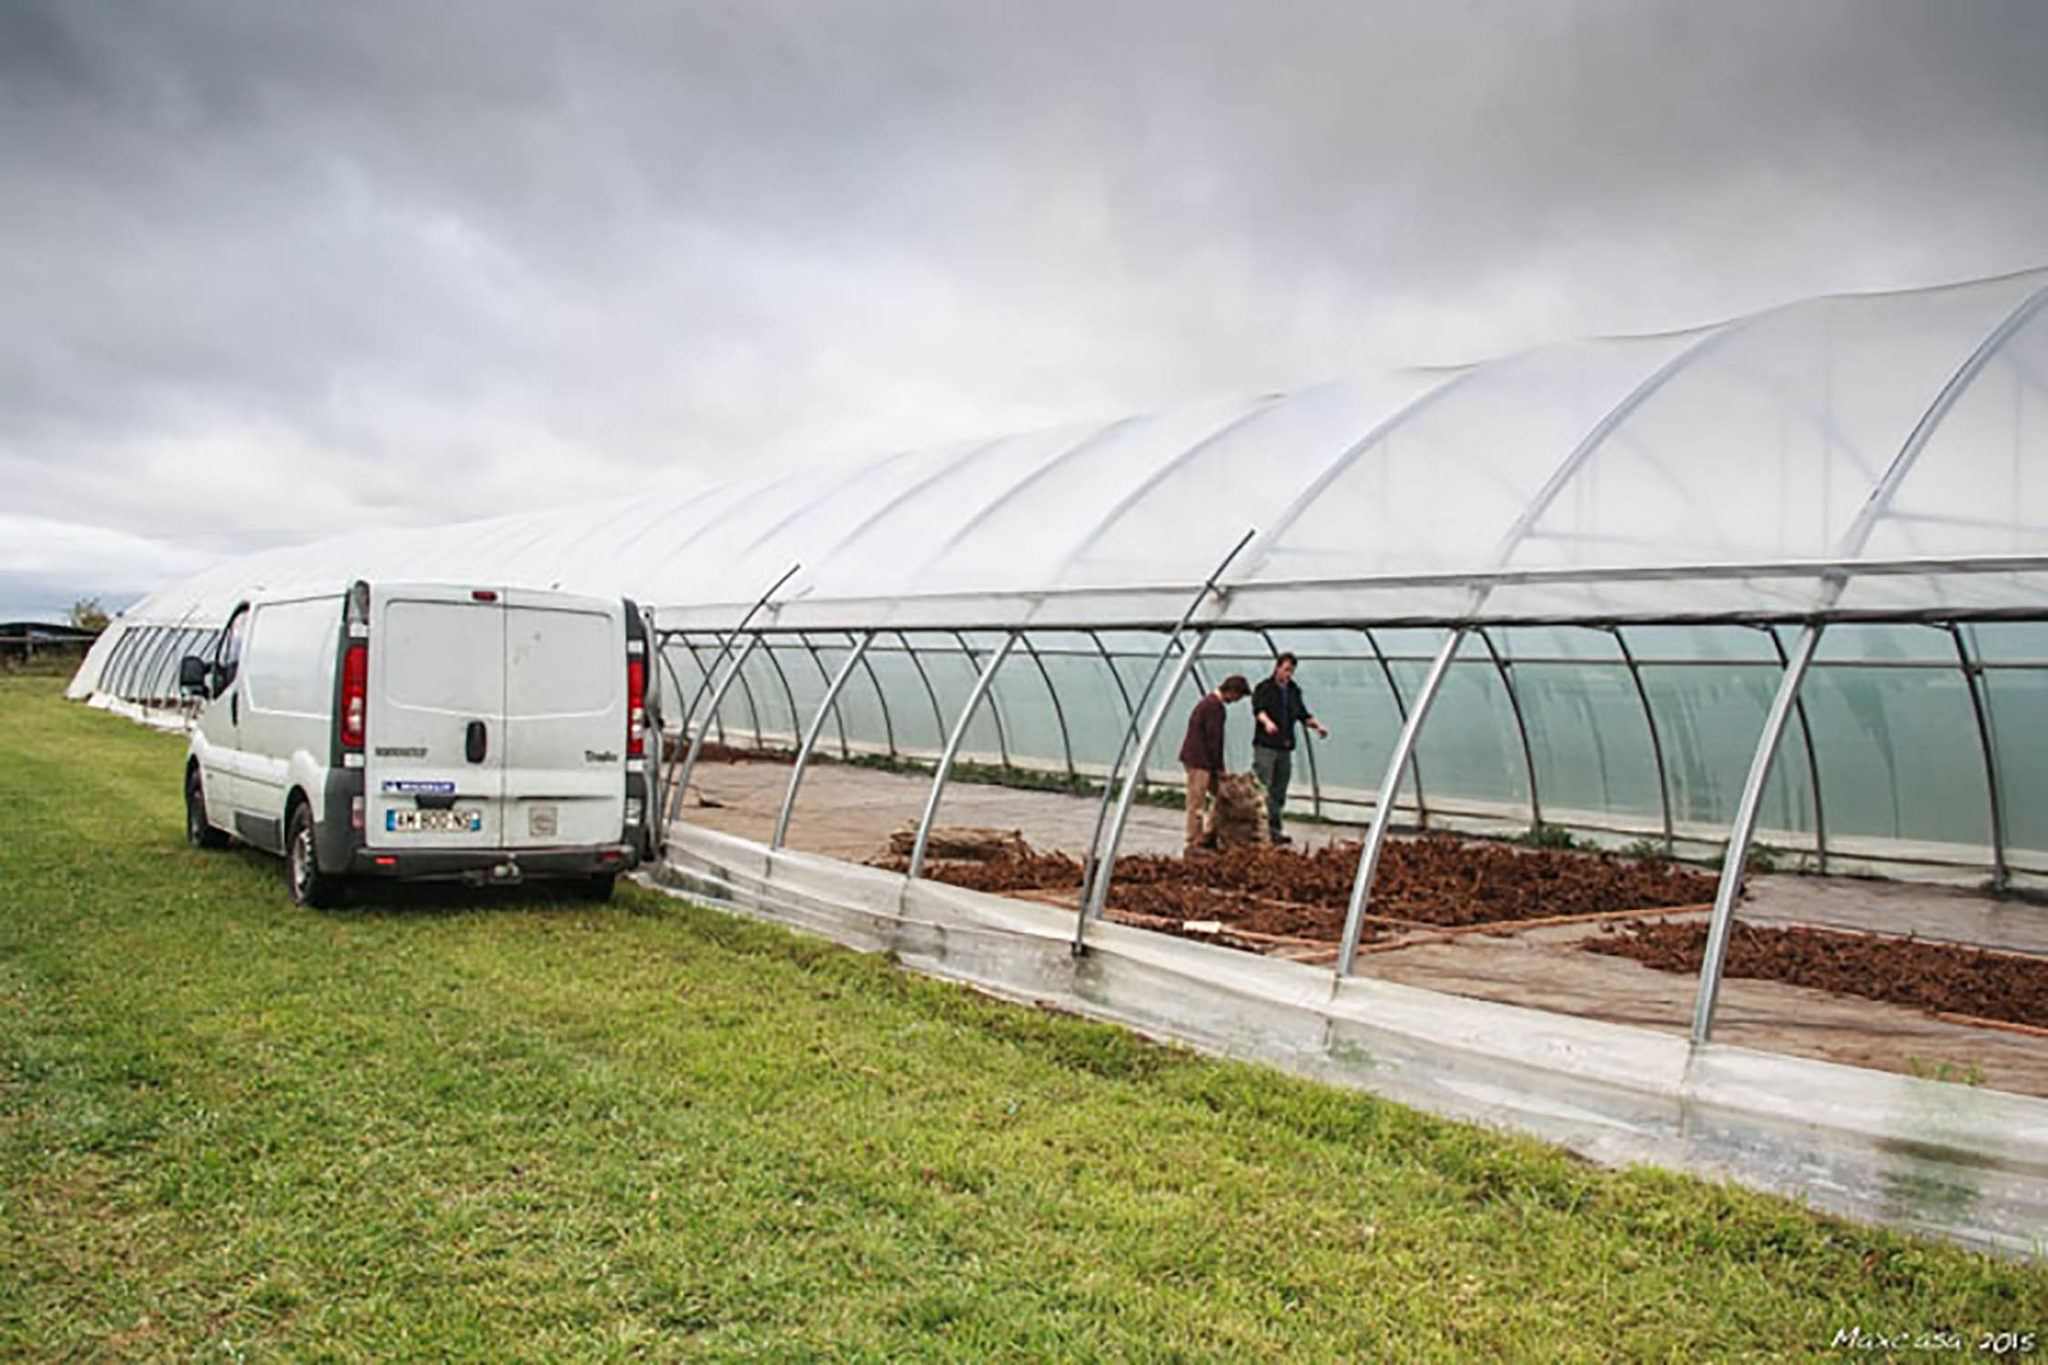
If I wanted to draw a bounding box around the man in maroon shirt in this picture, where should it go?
[1177,674,1250,855]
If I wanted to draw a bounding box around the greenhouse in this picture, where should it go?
[72,269,2048,1253]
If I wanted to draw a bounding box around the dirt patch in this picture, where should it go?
[1580,920,2048,1030]
[692,742,793,764]
[904,835,1718,941]
[885,831,2048,1031]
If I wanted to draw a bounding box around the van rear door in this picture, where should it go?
[363,586,505,853]
[500,591,627,850]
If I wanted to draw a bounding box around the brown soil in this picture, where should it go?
[1581,920,2048,1030]
[692,742,793,764]
[910,834,1719,942]
[909,836,2048,1028]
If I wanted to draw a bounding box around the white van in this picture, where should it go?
[180,581,660,906]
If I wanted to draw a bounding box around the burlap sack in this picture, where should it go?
[1211,772,1271,848]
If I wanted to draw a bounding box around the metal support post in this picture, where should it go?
[1018,634,1077,779]
[757,643,802,751]
[1073,530,1257,950]
[908,633,1020,879]
[1690,624,1823,1044]
[774,633,876,849]
[1947,623,2010,893]
[1336,629,1466,976]
[794,633,853,759]
[676,564,799,734]
[670,636,765,825]
[1360,627,1428,825]
[852,638,898,758]
[893,631,951,755]
[1608,625,1676,856]
[952,630,1013,769]
[1764,624,1829,874]
[1076,629,1214,936]
[1477,626,1542,831]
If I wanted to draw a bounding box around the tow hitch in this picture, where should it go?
[464,859,523,886]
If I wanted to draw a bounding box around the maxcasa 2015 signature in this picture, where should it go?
[1832,1326,2038,1354]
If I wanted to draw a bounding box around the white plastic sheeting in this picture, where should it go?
[69,270,2048,887]
[76,268,2048,689]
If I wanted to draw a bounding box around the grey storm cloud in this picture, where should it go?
[1,0,2045,618]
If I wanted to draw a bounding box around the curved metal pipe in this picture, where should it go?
[677,563,800,734]
[671,636,765,824]
[1764,625,1829,874]
[1017,634,1077,778]
[757,642,803,752]
[1947,623,2009,892]
[675,637,729,747]
[908,633,1020,878]
[1085,629,1138,729]
[774,632,876,849]
[851,633,898,758]
[1692,625,1823,1043]
[1476,626,1543,830]
[952,630,1012,769]
[727,644,765,747]
[1609,625,1676,855]
[1337,630,1465,976]
[795,632,853,759]
[1359,627,1427,825]
[653,633,698,822]
[893,630,951,757]
[1079,629,1214,933]
[1837,284,2048,560]
[1075,530,1258,940]
[663,637,723,822]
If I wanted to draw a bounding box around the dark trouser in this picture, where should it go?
[1252,745,1291,837]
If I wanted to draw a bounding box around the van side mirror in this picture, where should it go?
[178,655,210,696]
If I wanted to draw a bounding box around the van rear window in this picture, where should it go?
[382,601,503,714]
[506,607,616,717]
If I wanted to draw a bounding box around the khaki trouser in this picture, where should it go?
[1183,765,1217,850]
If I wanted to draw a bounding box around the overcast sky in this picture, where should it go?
[3,0,2044,620]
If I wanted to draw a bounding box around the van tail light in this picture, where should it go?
[626,656,647,757]
[340,642,368,750]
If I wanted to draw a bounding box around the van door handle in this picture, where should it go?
[231,692,239,726]
[465,720,488,763]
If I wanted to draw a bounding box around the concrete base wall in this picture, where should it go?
[655,822,2047,1260]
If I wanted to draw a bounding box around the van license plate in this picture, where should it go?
[386,808,483,833]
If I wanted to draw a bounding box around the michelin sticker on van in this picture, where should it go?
[383,779,457,794]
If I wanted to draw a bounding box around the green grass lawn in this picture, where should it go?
[2,674,2041,1360]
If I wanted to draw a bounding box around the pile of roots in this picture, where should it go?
[920,835,1717,936]
[1581,920,2048,1030]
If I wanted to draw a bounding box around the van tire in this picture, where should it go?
[287,803,343,908]
[579,873,616,902]
[186,769,229,849]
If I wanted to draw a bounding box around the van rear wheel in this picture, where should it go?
[186,769,228,849]
[287,804,343,908]
[579,873,616,902]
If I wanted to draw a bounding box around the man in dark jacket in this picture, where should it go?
[1251,653,1329,845]
[1177,674,1250,855]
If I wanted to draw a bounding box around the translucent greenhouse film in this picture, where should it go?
[75,269,2048,1252]
[80,268,2048,899]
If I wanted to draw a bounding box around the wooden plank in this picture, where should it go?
[1428,902,1715,938]
[1931,1011,2048,1039]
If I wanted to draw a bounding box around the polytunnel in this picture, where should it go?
[73,269,2048,1254]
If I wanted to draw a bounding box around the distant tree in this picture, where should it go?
[68,596,109,634]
